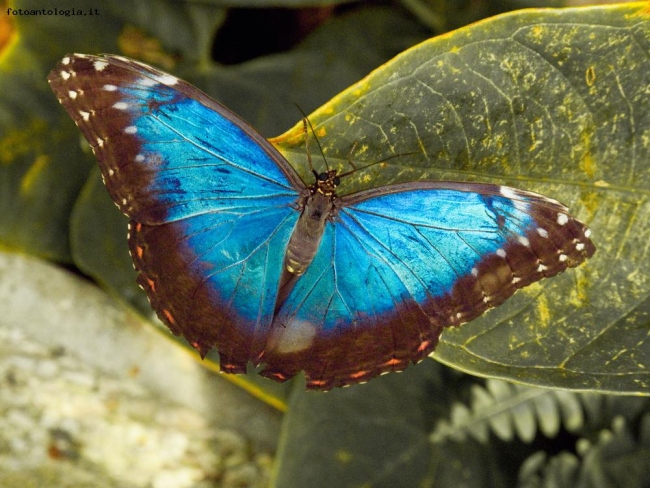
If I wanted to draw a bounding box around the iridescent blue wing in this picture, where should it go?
[48,54,304,370]
[263,182,595,389]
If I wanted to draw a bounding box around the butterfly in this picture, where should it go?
[48,54,595,390]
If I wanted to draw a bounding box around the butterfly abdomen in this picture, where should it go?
[284,189,333,276]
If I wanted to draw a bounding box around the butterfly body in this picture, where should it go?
[283,171,337,277]
[48,54,595,390]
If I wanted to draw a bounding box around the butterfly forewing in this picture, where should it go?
[48,54,302,368]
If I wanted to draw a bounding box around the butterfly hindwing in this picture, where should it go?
[263,182,594,389]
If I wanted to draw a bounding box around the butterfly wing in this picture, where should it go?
[262,182,595,389]
[48,54,304,370]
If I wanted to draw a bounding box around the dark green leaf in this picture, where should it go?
[273,361,439,488]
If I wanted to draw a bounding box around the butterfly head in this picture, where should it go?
[312,169,340,196]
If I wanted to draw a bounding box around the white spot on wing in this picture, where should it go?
[140,77,157,87]
[499,186,528,211]
[559,254,568,262]
[68,90,77,99]
[113,102,129,110]
[62,56,71,65]
[60,70,70,80]
[97,137,104,148]
[537,263,547,272]
[496,248,506,258]
[500,187,518,199]
[135,154,145,162]
[93,60,108,71]
[124,126,137,134]
[537,228,549,238]
[557,213,569,225]
[267,320,317,354]
[103,84,117,91]
[157,74,179,85]
[576,242,585,251]
[518,236,530,247]
[584,228,592,238]
[79,110,90,121]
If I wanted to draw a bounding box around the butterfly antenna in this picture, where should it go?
[337,150,419,178]
[301,117,316,175]
[294,105,418,178]
[295,105,330,174]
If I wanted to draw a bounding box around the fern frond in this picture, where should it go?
[430,379,584,444]
[518,413,650,488]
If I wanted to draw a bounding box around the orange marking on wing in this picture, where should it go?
[382,358,402,367]
[350,370,369,379]
[266,372,288,381]
[145,277,155,292]
[417,340,431,354]
[162,308,175,324]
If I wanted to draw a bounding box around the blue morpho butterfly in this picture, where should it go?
[48,54,595,390]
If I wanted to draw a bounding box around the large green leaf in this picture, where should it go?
[272,3,650,395]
